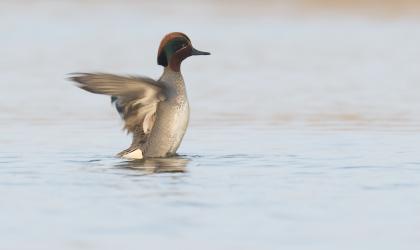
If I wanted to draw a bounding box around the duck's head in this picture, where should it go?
[157,32,210,72]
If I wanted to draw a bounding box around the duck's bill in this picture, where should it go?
[191,47,210,56]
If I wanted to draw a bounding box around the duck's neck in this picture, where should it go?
[160,67,186,97]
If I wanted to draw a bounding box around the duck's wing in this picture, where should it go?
[69,73,166,138]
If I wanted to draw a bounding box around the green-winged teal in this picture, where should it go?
[70,32,210,159]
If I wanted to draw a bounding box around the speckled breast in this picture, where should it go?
[142,69,190,157]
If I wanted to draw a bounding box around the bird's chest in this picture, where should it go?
[145,70,190,156]
[160,79,190,137]
[146,96,189,156]
[159,97,190,140]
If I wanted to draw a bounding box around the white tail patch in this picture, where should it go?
[122,149,143,159]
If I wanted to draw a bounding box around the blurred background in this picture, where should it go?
[1,0,419,129]
[1,1,419,250]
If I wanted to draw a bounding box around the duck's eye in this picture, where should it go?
[175,43,188,50]
[173,42,188,51]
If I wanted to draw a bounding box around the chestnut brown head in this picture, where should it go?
[157,32,210,72]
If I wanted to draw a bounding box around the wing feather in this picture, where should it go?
[69,73,166,139]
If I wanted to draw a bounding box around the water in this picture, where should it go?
[1,1,420,250]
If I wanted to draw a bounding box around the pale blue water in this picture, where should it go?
[1,1,420,250]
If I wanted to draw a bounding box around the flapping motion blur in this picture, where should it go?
[69,32,210,159]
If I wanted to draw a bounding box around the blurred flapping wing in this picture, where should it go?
[69,73,166,138]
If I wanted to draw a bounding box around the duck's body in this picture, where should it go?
[70,32,209,159]
[143,68,189,157]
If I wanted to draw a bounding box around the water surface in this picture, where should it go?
[1,1,420,250]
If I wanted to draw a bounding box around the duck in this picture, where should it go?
[69,32,210,159]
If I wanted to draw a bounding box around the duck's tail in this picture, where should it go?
[117,147,143,160]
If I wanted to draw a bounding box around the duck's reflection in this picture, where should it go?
[114,156,189,174]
